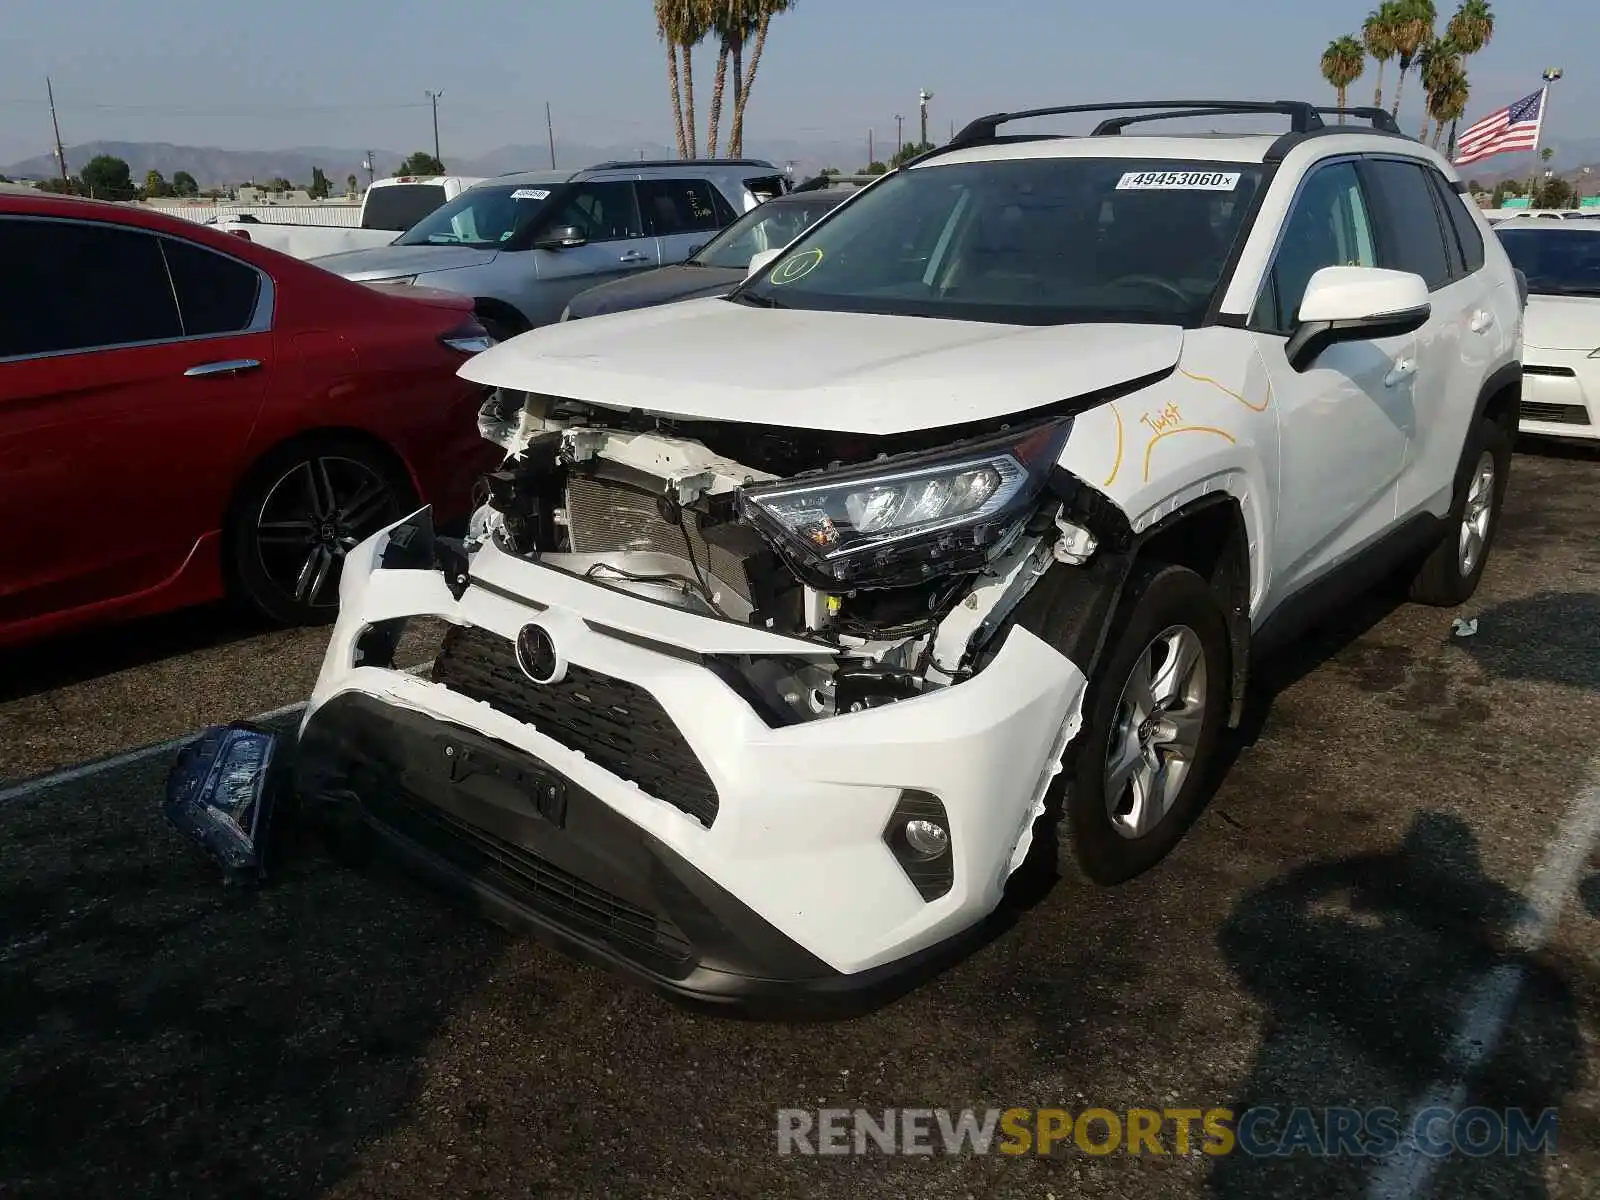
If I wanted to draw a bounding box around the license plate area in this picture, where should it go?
[428,734,568,829]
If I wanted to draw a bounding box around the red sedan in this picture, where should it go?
[0,192,497,648]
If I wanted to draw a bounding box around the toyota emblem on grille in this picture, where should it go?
[515,623,565,685]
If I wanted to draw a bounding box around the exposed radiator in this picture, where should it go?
[564,473,754,602]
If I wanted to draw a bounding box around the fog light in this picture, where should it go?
[883,789,953,902]
[904,818,950,860]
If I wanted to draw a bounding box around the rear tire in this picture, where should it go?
[225,435,417,627]
[1057,562,1230,885]
[1407,415,1510,607]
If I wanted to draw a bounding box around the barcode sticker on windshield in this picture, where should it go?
[511,188,550,201]
[1116,171,1241,191]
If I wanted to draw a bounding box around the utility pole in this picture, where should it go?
[895,114,904,159]
[46,76,69,185]
[1526,68,1562,204]
[868,128,874,167]
[362,152,375,189]
[919,89,932,148]
[425,89,444,168]
[546,101,557,168]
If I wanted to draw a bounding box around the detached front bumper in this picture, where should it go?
[296,512,1087,999]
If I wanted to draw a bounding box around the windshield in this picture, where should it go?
[694,197,844,269]
[736,158,1264,326]
[1496,227,1600,296]
[361,184,448,232]
[394,184,554,248]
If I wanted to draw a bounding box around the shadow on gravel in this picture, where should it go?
[1456,591,1600,693]
[1209,812,1579,1200]
[0,779,506,1199]
[0,603,269,704]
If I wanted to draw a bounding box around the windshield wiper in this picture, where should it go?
[731,291,786,308]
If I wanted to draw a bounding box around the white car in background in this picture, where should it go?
[1495,217,1600,438]
[212,175,484,260]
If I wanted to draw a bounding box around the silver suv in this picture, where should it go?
[311,160,788,339]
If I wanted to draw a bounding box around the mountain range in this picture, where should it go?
[0,137,877,188]
[6,135,1598,191]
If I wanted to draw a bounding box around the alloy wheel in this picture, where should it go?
[1103,623,1208,840]
[253,456,402,609]
[1457,450,1496,577]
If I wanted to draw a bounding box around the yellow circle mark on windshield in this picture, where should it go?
[769,247,824,285]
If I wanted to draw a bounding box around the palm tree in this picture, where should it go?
[1419,40,1465,144]
[1321,35,1367,118]
[1440,0,1494,155]
[656,0,712,157]
[1363,4,1399,109]
[1429,62,1470,150]
[729,0,795,156]
[1389,0,1438,121]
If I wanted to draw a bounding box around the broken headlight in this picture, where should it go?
[737,418,1073,589]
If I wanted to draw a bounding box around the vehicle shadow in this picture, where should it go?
[1454,590,1600,693]
[1206,811,1579,1199]
[0,773,508,1199]
[0,603,273,705]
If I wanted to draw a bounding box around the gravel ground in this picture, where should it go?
[2,441,1598,1199]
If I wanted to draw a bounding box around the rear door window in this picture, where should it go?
[160,238,264,335]
[0,218,182,358]
[638,179,731,235]
[1427,170,1486,274]
[1360,158,1454,290]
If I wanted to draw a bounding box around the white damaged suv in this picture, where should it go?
[250,102,1523,1005]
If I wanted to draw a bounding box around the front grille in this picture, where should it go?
[365,782,693,973]
[566,474,753,603]
[1521,400,1590,426]
[431,625,721,826]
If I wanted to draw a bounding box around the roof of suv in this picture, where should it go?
[902,100,1449,175]
[489,159,782,190]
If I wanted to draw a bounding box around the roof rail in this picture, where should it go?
[586,157,779,171]
[950,101,1331,148]
[1310,106,1404,133]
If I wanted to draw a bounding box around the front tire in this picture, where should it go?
[1059,562,1230,885]
[1407,415,1510,607]
[225,436,416,627]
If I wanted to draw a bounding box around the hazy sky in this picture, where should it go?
[0,0,1590,164]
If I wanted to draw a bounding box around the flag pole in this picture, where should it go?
[1526,69,1563,206]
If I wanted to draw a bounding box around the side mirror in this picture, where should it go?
[747,247,783,279]
[1286,266,1431,372]
[534,224,587,251]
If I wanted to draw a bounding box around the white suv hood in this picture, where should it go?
[1524,293,1600,351]
[458,297,1183,435]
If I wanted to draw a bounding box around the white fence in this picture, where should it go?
[147,202,363,227]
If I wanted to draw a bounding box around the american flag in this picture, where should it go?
[1452,90,1545,167]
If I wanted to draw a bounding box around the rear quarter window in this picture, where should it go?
[161,238,263,335]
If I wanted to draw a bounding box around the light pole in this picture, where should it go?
[1526,68,1561,203]
[362,152,375,190]
[918,90,932,148]
[895,114,904,159]
[425,89,444,168]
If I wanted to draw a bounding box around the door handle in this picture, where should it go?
[184,358,261,378]
[1383,358,1416,388]
[1469,310,1495,334]
[618,251,648,264]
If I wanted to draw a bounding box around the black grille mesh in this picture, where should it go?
[365,781,693,972]
[431,625,721,826]
[1521,400,1590,426]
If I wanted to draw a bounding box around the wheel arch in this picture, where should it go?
[222,425,422,552]
[1010,480,1253,728]
[1473,361,1522,443]
[472,296,531,337]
